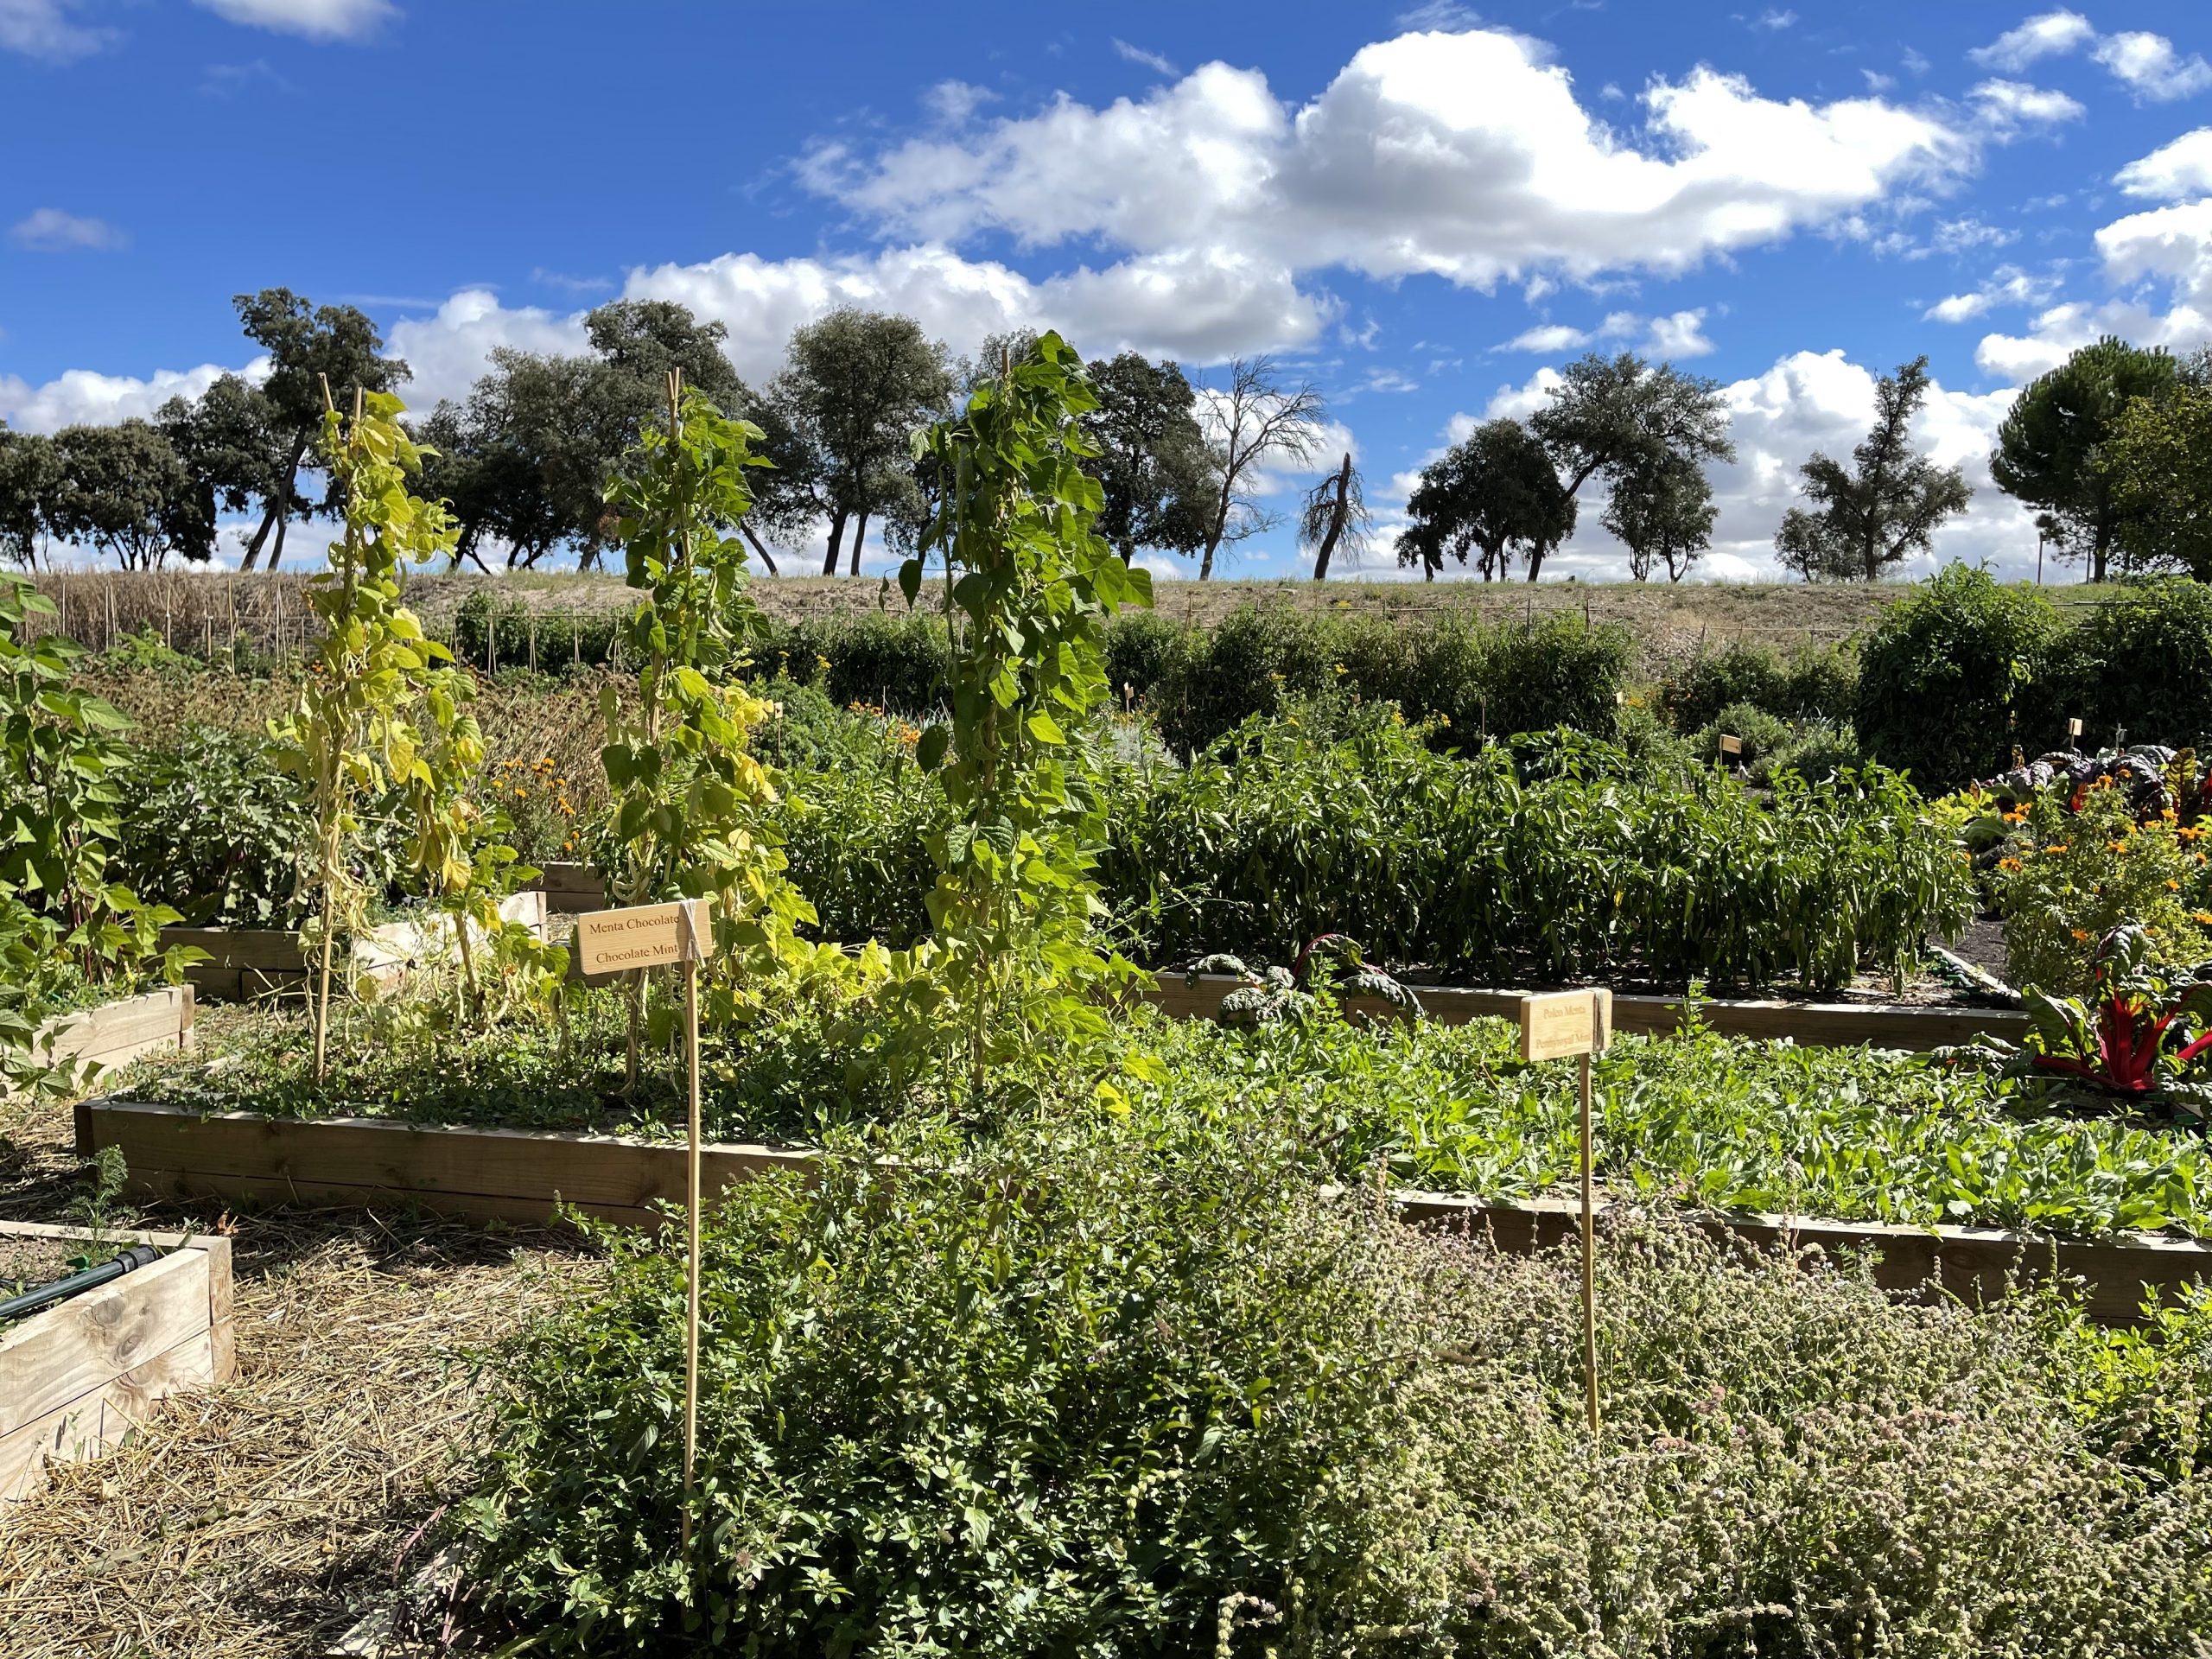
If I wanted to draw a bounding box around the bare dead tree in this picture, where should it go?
[1299,453,1372,581]
[1195,357,1325,580]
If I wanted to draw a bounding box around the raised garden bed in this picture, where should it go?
[1,1219,235,1503]
[526,861,607,914]
[162,891,549,1001]
[27,985,194,1084]
[1146,973,2030,1052]
[73,1098,2209,1325]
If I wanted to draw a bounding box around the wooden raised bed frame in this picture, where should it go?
[163,891,549,1001]
[29,985,194,1084]
[1146,973,2030,1052]
[76,1098,2209,1327]
[1,1219,235,1503]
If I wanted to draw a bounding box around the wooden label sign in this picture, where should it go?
[573,899,714,978]
[1717,734,1743,758]
[1519,988,1612,1061]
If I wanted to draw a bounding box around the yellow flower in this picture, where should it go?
[2196,911,2212,925]
[2108,840,2129,855]
[2169,880,2183,892]
[2045,844,2069,855]
[816,655,832,671]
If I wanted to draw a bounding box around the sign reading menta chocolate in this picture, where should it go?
[573,899,715,977]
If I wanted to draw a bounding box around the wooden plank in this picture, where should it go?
[1146,974,2029,1052]
[531,861,607,912]
[0,1331,215,1502]
[0,1249,209,1438]
[80,1101,816,1222]
[1387,1192,2212,1328]
[161,926,308,974]
[120,1166,661,1230]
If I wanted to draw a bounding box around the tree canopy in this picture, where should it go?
[1991,336,2179,582]
[1399,418,1575,582]
[1082,353,1217,564]
[1775,356,1971,582]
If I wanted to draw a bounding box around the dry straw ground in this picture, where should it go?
[0,1087,601,1657]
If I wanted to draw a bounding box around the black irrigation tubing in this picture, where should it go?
[0,1243,161,1325]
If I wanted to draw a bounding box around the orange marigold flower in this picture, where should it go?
[2072,929,2093,942]
[2170,880,2184,892]
[2196,911,2212,925]
[2045,844,2069,855]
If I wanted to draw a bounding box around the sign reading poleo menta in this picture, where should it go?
[1518,988,1613,1062]
[573,899,715,977]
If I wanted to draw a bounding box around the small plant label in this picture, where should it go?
[573,899,714,978]
[1519,988,1613,1061]
[1718,734,1743,759]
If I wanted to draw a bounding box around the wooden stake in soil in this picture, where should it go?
[572,899,716,1548]
[1520,988,1611,1433]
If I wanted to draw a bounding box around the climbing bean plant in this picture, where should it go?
[895,332,1154,1087]
[276,390,460,1076]
[597,383,846,1074]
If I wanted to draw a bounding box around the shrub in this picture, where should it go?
[2029,577,2212,753]
[458,1100,2212,1655]
[453,591,620,675]
[1693,699,1795,767]
[1659,638,1789,730]
[1102,609,1185,712]
[1993,779,2212,995]
[782,611,950,714]
[1855,565,2057,791]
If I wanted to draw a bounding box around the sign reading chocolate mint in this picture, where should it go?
[572,898,715,978]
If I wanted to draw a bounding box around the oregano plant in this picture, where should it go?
[276,387,459,1077]
[895,332,1154,1090]
[597,378,846,1083]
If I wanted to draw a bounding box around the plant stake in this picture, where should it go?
[1520,988,1611,1433]
[572,898,715,1549]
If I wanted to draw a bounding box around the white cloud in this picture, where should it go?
[1467,349,2031,582]
[923,79,995,124]
[0,359,264,434]
[1750,9,1796,29]
[1968,10,2095,72]
[2116,127,2212,199]
[1967,78,2086,129]
[1968,11,2210,104]
[806,29,1977,295]
[0,0,105,60]
[1111,38,1178,76]
[382,289,586,410]
[1497,308,1711,357]
[2093,30,2212,103]
[1644,308,1716,358]
[9,207,125,251]
[1502,322,1600,353]
[1974,195,2212,377]
[192,0,397,41]
[1921,265,2055,322]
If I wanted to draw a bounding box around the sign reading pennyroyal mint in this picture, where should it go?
[1518,987,1613,1062]
[572,899,715,978]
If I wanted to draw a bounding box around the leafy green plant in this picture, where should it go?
[1855,564,2056,791]
[889,332,1152,1088]
[1186,932,1425,1027]
[595,382,854,1077]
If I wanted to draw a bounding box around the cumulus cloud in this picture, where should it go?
[1968,11,2211,104]
[1498,308,1713,358]
[2093,30,2212,103]
[1921,265,2056,322]
[192,0,397,40]
[2116,127,2212,198]
[0,359,264,434]
[0,0,106,60]
[1968,10,2096,73]
[1967,78,2086,130]
[1974,192,2212,377]
[805,29,1977,294]
[10,207,125,251]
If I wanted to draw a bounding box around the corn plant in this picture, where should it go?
[276,389,458,1077]
[893,333,1153,1091]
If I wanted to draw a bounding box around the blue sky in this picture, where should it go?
[7,0,2212,582]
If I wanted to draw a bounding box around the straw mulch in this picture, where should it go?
[0,1091,604,1657]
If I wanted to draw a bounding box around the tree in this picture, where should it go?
[1992,337,2179,582]
[1397,418,1574,582]
[763,308,952,576]
[47,421,207,569]
[1531,352,1735,580]
[232,289,410,571]
[156,374,296,565]
[0,429,60,569]
[1603,453,1718,582]
[2098,375,2212,580]
[1774,356,1971,582]
[1299,453,1372,581]
[1193,357,1325,580]
[1081,352,1217,564]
